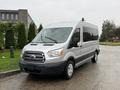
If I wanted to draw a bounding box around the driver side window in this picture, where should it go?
[68,28,80,48]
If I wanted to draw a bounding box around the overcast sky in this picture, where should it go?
[0,0,120,33]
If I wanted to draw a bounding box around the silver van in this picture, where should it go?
[19,20,100,79]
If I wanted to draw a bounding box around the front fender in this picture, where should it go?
[64,51,75,61]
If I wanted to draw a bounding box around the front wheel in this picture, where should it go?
[91,52,98,63]
[64,61,74,80]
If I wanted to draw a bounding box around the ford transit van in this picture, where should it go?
[19,21,100,79]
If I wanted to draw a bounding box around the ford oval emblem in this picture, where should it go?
[30,54,36,59]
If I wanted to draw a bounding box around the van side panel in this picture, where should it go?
[74,23,99,67]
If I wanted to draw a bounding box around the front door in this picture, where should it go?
[68,28,81,62]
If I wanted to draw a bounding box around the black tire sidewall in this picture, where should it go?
[92,52,98,63]
[64,61,74,79]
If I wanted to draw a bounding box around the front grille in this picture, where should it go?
[23,51,45,63]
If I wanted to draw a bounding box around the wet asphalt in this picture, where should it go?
[0,45,120,90]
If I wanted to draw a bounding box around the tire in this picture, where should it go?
[29,73,37,76]
[64,60,74,80]
[91,52,98,63]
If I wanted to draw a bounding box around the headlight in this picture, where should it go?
[47,48,64,57]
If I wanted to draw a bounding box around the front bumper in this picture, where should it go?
[19,60,67,75]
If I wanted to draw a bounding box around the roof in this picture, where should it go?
[0,9,27,14]
[44,21,98,29]
[44,21,79,28]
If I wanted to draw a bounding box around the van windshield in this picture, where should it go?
[32,27,73,43]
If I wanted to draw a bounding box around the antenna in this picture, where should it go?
[82,17,85,22]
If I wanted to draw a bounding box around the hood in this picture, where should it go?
[23,43,66,53]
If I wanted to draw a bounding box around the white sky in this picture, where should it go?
[0,0,120,34]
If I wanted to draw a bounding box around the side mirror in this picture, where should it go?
[69,37,80,48]
[72,37,79,47]
[77,42,82,47]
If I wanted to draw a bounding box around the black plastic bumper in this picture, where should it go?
[19,60,67,75]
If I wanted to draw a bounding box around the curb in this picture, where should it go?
[0,69,21,78]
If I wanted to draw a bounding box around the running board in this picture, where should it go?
[75,56,94,68]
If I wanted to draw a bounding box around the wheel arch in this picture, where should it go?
[67,56,75,67]
[95,49,100,55]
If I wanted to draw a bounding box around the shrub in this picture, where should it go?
[17,23,27,49]
[0,23,6,49]
[38,24,43,32]
[5,23,15,49]
[28,22,36,43]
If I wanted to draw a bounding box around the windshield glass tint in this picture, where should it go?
[32,27,73,43]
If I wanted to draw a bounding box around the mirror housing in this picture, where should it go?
[77,42,82,47]
[72,37,79,47]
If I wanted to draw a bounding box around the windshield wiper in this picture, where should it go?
[45,36,58,43]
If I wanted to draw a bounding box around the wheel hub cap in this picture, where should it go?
[67,64,73,77]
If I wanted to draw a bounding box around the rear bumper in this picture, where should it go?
[19,60,67,75]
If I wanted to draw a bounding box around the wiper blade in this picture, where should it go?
[45,36,58,43]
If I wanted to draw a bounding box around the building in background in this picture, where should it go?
[0,9,35,35]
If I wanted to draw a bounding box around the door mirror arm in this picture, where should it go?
[77,42,82,47]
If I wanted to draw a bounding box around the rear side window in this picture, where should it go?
[83,27,98,42]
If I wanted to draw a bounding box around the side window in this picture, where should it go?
[83,27,98,42]
[91,28,99,40]
[68,28,80,48]
[83,27,91,42]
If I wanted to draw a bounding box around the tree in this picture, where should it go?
[38,24,43,32]
[0,23,6,49]
[114,27,120,39]
[5,23,15,49]
[28,22,36,43]
[100,20,116,41]
[5,30,15,49]
[17,23,27,49]
[0,31,3,49]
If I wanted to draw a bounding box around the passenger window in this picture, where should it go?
[68,28,80,48]
[83,27,98,42]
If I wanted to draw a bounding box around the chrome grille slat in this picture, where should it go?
[23,51,45,63]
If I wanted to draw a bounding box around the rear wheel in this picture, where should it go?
[91,52,98,63]
[64,60,74,80]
